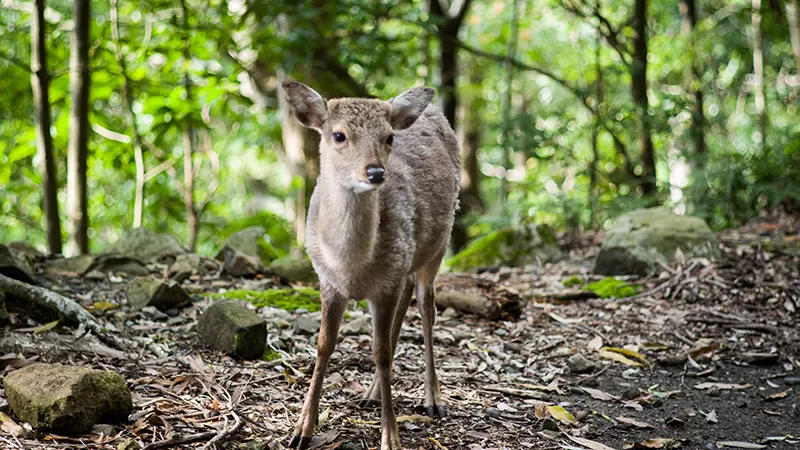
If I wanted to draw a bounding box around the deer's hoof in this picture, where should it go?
[289,435,312,449]
[358,398,381,409]
[425,404,446,418]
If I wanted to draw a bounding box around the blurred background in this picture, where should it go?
[0,0,798,258]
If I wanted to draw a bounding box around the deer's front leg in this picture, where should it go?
[370,290,403,450]
[290,285,348,450]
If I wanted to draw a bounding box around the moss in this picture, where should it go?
[584,277,641,299]
[446,229,515,271]
[261,349,281,362]
[561,276,584,288]
[208,288,321,312]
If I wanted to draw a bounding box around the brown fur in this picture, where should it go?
[283,81,460,450]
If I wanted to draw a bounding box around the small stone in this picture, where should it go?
[118,438,142,450]
[574,410,589,421]
[197,301,266,360]
[294,315,321,335]
[784,377,800,386]
[92,424,116,436]
[341,315,372,335]
[215,227,277,277]
[46,255,95,276]
[621,384,640,400]
[4,363,132,434]
[540,417,560,431]
[125,277,191,311]
[567,353,596,374]
[440,307,458,319]
[169,254,204,283]
[84,270,107,280]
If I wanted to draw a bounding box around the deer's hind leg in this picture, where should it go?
[360,275,414,407]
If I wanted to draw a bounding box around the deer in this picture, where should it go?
[281,80,461,450]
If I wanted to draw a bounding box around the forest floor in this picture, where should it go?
[1,215,799,450]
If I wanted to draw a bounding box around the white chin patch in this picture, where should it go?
[348,180,379,193]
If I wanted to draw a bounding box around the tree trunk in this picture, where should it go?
[179,0,198,251]
[788,0,800,73]
[31,0,63,255]
[752,0,767,151]
[66,0,91,255]
[498,0,520,204]
[632,0,656,196]
[680,0,706,159]
[110,0,146,229]
[590,1,604,229]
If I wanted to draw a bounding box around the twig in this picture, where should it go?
[202,412,243,450]
[574,365,610,385]
[140,431,218,450]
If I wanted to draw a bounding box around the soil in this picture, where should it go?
[0,217,798,450]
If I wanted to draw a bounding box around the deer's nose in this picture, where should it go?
[366,164,385,184]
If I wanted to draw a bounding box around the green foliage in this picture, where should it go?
[260,349,282,362]
[209,288,321,312]
[584,278,642,299]
[561,276,584,288]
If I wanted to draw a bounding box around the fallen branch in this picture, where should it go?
[685,316,779,335]
[141,431,218,450]
[202,412,243,450]
[0,274,132,350]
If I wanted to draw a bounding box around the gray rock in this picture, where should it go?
[0,290,8,325]
[294,315,321,335]
[447,225,561,272]
[6,241,42,260]
[594,208,719,276]
[197,301,266,360]
[215,227,278,277]
[0,244,35,284]
[107,228,188,265]
[4,363,132,434]
[169,254,205,282]
[341,315,372,335]
[91,423,116,436]
[568,353,596,374]
[125,277,191,311]
[46,255,149,277]
[269,257,318,283]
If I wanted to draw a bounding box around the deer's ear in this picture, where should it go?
[389,87,435,130]
[282,81,328,130]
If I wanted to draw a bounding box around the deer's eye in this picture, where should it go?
[332,132,346,143]
[386,134,394,146]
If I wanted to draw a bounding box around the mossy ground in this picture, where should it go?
[208,288,321,312]
[561,276,584,287]
[584,277,642,299]
[260,349,282,362]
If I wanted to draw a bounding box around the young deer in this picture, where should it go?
[282,81,460,450]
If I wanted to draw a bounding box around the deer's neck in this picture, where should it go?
[316,177,380,271]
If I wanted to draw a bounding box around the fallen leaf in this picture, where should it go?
[617,416,657,428]
[689,343,720,360]
[603,347,651,366]
[622,400,644,411]
[397,414,434,424]
[0,412,25,437]
[548,312,585,325]
[547,405,576,424]
[580,387,619,401]
[764,388,791,401]
[566,434,616,450]
[633,438,681,448]
[587,335,603,350]
[641,342,669,351]
[428,437,448,450]
[318,407,330,427]
[715,441,767,449]
[497,402,518,412]
[599,349,642,367]
[761,409,782,416]
[33,320,59,335]
[699,409,718,423]
[694,383,753,390]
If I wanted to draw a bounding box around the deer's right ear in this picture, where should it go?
[282,81,328,130]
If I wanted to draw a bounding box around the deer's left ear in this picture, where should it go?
[388,87,435,130]
[282,81,328,131]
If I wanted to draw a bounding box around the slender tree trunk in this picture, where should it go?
[277,75,308,255]
[752,0,767,151]
[590,1,604,229]
[632,0,656,196]
[31,0,62,254]
[66,0,91,255]
[788,0,800,73]
[110,0,146,228]
[498,0,520,205]
[680,0,706,159]
[179,0,199,251]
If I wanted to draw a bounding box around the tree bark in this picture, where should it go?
[788,0,800,73]
[66,0,91,255]
[31,0,63,255]
[590,0,604,229]
[110,0,146,229]
[680,0,706,159]
[632,0,656,196]
[498,0,520,204]
[752,0,767,151]
[179,0,199,252]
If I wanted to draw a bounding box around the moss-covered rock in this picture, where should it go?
[447,225,561,272]
[561,276,584,288]
[208,288,321,312]
[0,290,8,325]
[215,227,278,277]
[584,277,641,299]
[269,257,318,283]
[197,301,266,360]
[4,363,132,434]
[107,228,188,265]
[593,208,719,276]
[125,276,192,311]
[46,255,149,277]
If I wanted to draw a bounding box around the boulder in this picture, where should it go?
[447,225,561,272]
[107,228,187,265]
[197,301,266,360]
[6,241,42,260]
[0,244,35,284]
[4,363,132,434]
[125,277,191,311]
[269,257,318,283]
[168,253,216,282]
[46,255,149,277]
[593,208,719,276]
[215,227,278,277]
